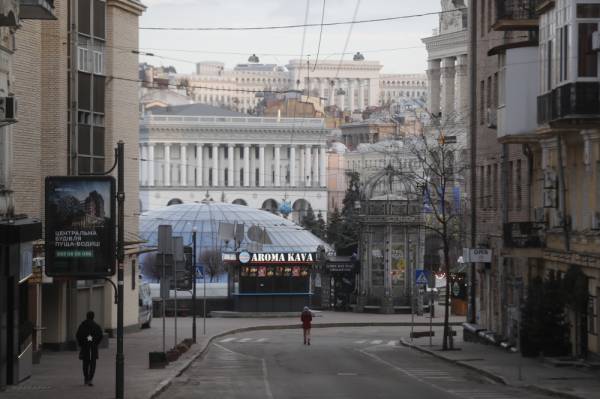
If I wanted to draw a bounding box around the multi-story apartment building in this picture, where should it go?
[472,0,600,359]
[471,0,535,343]
[1,0,144,386]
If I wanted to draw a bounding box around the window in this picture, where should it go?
[240,169,244,185]
[508,161,514,211]
[78,47,90,72]
[479,80,485,125]
[93,50,104,75]
[208,146,213,159]
[493,73,498,109]
[486,165,492,209]
[578,23,598,77]
[78,110,91,125]
[493,163,498,210]
[224,168,229,186]
[547,40,553,89]
[255,147,260,159]
[255,168,260,185]
[516,159,522,211]
[480,0,485,37]
[208,168,213,186]
[131,259,136,290]
[93,113,104,126]
[240,147,244,159]
[224,148,228,159]
[577,4,600,18]
[480,165,485,208]
[559,26,569,82]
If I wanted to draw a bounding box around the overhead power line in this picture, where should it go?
[140,8,465,31]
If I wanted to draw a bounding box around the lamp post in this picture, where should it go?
[192,228,197,343]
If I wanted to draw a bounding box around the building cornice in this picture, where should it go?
[107,0,146,16]
[421,30,468,61]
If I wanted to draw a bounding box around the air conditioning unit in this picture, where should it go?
[0,96,17,124]
[543,169,557,189]
[486,107,497,128]
[543,189,557,208]
[592,212,600,230]
[534,207,546,224]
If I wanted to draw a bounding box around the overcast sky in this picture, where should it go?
[139,0,441,75]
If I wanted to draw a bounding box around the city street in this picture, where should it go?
[162,327,553,399]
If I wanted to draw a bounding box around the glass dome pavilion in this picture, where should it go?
[139,202,331,254]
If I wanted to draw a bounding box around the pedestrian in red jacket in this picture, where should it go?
[301,306,313,345]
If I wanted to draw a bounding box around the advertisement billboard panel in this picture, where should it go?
[45,176,116,277]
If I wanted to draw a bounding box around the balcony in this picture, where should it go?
[19,0,55,20]
[0,0,18,27]
[537,82,600,125]
[503,222,543,248]
[535,0,555,14]
[493,0,538,31]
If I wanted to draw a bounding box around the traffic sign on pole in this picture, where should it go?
[415,269,429,285]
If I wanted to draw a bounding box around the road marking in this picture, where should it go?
[370,340,383,345]
[357,349,462,398]
[337,372,357,376]
[238,338,252,342]
[386,340,397,346]
[255,338,268,342]
[219,338,236,343]
[355,340,367,344]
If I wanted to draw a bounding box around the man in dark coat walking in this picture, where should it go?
[76,311,103,386]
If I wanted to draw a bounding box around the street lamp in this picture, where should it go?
[192,227,197,343]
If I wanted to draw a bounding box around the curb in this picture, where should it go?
[399,339,589,399]
[399,338,507,385]
[147,321,461,399]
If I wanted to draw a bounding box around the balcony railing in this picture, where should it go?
[503,222,543,248]
[19,0,55,20]
[493,0,538,31]
[537,82,600,125]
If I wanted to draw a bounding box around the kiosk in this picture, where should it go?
[226,251,316,312]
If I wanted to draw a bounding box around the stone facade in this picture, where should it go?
[140,112,329,223]
[170,58,426,114]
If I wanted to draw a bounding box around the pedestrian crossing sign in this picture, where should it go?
[415,269,429,285]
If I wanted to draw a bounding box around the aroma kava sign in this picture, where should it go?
[239,251,316,264]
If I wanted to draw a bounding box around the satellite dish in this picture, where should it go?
[247,225,272,244]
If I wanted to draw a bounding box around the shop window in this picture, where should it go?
[578,23,598,77]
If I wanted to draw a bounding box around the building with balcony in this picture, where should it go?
[466,0,536,349]
[1,0,145,388]
[139,104,330,223]
[530,0,600,358]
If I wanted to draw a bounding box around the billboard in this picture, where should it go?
[45,176,116,277]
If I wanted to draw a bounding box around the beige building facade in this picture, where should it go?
[5,0,145,363]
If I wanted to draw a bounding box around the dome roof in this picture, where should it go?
[139,202,330,253]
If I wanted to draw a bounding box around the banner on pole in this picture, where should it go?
[45,176,116,277]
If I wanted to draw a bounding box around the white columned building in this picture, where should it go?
[422,1,468,119]
[286,59,383,111]
[140,104,329,222]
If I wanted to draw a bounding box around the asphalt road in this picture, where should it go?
[162,327,553,399]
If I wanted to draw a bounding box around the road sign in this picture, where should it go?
[463,248,492,263]
[415,269,429,285]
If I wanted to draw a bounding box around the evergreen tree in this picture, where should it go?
[315,211,326,239]
[326,208,343,245]
[301,205,318,235]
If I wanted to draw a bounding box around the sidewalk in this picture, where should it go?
[401,334,600,399]
[1,312,462,399]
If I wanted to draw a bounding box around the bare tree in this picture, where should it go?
[199,249,224,282]
[380,110,469,350]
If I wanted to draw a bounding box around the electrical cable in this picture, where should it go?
[140,8,465,31]
[312,0,327,72]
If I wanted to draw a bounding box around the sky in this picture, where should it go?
[139,0,442,75]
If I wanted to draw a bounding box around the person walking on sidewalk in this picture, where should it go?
[301,306,313,345]
[76,311,103,386]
